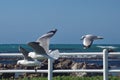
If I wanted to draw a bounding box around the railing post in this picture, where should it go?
[48,58,53,80]
[103,49,108,80]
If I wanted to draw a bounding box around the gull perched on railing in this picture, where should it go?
[28,29,59,60]
[81,34,103,49]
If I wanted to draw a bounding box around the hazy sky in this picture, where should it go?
[0,0,120,44]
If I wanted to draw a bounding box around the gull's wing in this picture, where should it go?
[28,42,46,54]
[87,35,103,40]
[83,38,93,48]
[81,35,94,49]
[36,29,57,53]
[19,46,34,61]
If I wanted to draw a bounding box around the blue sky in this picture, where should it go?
[0,0,120,44]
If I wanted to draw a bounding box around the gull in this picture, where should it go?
[17,46,41,67]
[81,34,103,49]
[28,29,59,60]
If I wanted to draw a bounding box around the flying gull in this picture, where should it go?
[81,34,103,49]
[28,29,59,60]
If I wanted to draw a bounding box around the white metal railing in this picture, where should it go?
[0,49,120,80]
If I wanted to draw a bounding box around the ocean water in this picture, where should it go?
[0,44,120,53]
[0,44,120,66]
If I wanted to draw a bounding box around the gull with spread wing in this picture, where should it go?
[17,46,41,67]
[28,29,59,60]
[81,34,103,49]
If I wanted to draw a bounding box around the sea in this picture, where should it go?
[0,44,120,66]
[0,44,120,53]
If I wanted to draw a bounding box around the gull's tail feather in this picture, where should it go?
[48,49,60,60]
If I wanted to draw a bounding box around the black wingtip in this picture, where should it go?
[19,46,29,53]
[47,29,57,34]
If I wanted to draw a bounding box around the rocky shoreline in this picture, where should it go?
[0,58,108,79]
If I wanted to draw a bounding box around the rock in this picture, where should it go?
[71,62,87,77]
[54,58,73,69]
[40,58,103,77]
[71,62,103,77]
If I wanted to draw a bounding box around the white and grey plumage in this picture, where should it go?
[81,34,103,49]
[36,28,57,53]
[17,46,41,66]
[28,29,58,59]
